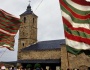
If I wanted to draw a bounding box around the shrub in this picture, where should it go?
[26,64,32,68]
[34,63,41,69]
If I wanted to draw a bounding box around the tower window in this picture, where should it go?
[22,43,24,46]
[33,18,34,23]
[24,17,26,23]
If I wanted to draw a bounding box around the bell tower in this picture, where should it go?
[18,3,38,50]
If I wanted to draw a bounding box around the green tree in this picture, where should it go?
[34,63,41,69]
[26,64,32,69]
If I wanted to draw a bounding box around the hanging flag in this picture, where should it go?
[59,0,90,55]
[0,9,22,51]
[86,0,90,2]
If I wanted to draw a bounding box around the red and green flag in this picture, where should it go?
[59,0,90,55]
[0,9,22,50]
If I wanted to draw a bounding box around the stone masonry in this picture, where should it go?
[18,50,61,60]
[61,45,90,70]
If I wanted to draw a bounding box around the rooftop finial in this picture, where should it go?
[29,0,31,5]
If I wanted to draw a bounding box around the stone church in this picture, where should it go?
[17,3,90,70]
[17,3,64,70]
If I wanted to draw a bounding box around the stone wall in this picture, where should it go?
[61,45,90,70]
[68,52,90,69]
[18,50,61,60]
[61,45,68,70]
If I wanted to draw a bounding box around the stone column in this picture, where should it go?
[61,44,69,70]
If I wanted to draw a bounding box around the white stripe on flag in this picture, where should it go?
[66,0,90,11]
[66,38,90,50]
[0,28,16,36]
[62,11,90,29]
[86,0,90,2]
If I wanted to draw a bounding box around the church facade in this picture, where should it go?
[18,4,62,70]
[17,3,90,70]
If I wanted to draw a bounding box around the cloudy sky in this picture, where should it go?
[0,0,65,61]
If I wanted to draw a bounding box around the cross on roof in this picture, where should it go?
[29,0,31,5]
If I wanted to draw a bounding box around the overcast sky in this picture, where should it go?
[0,0,64,61]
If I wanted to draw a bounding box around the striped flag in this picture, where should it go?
[0,9,22,51]
[59,0,90,55]
[86,0,90,2]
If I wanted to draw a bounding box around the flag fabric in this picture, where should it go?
[59,0,90,55]
[86,0,90,2]
[0,9,22,51]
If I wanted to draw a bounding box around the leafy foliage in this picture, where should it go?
[34,63,41,69]
[26,64,32,68]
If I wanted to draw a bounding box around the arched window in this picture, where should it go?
[33,18,34,23]
[23,43,24,46]
[24,17,26,23]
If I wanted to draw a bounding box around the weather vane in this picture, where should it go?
[29,0,31,5]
